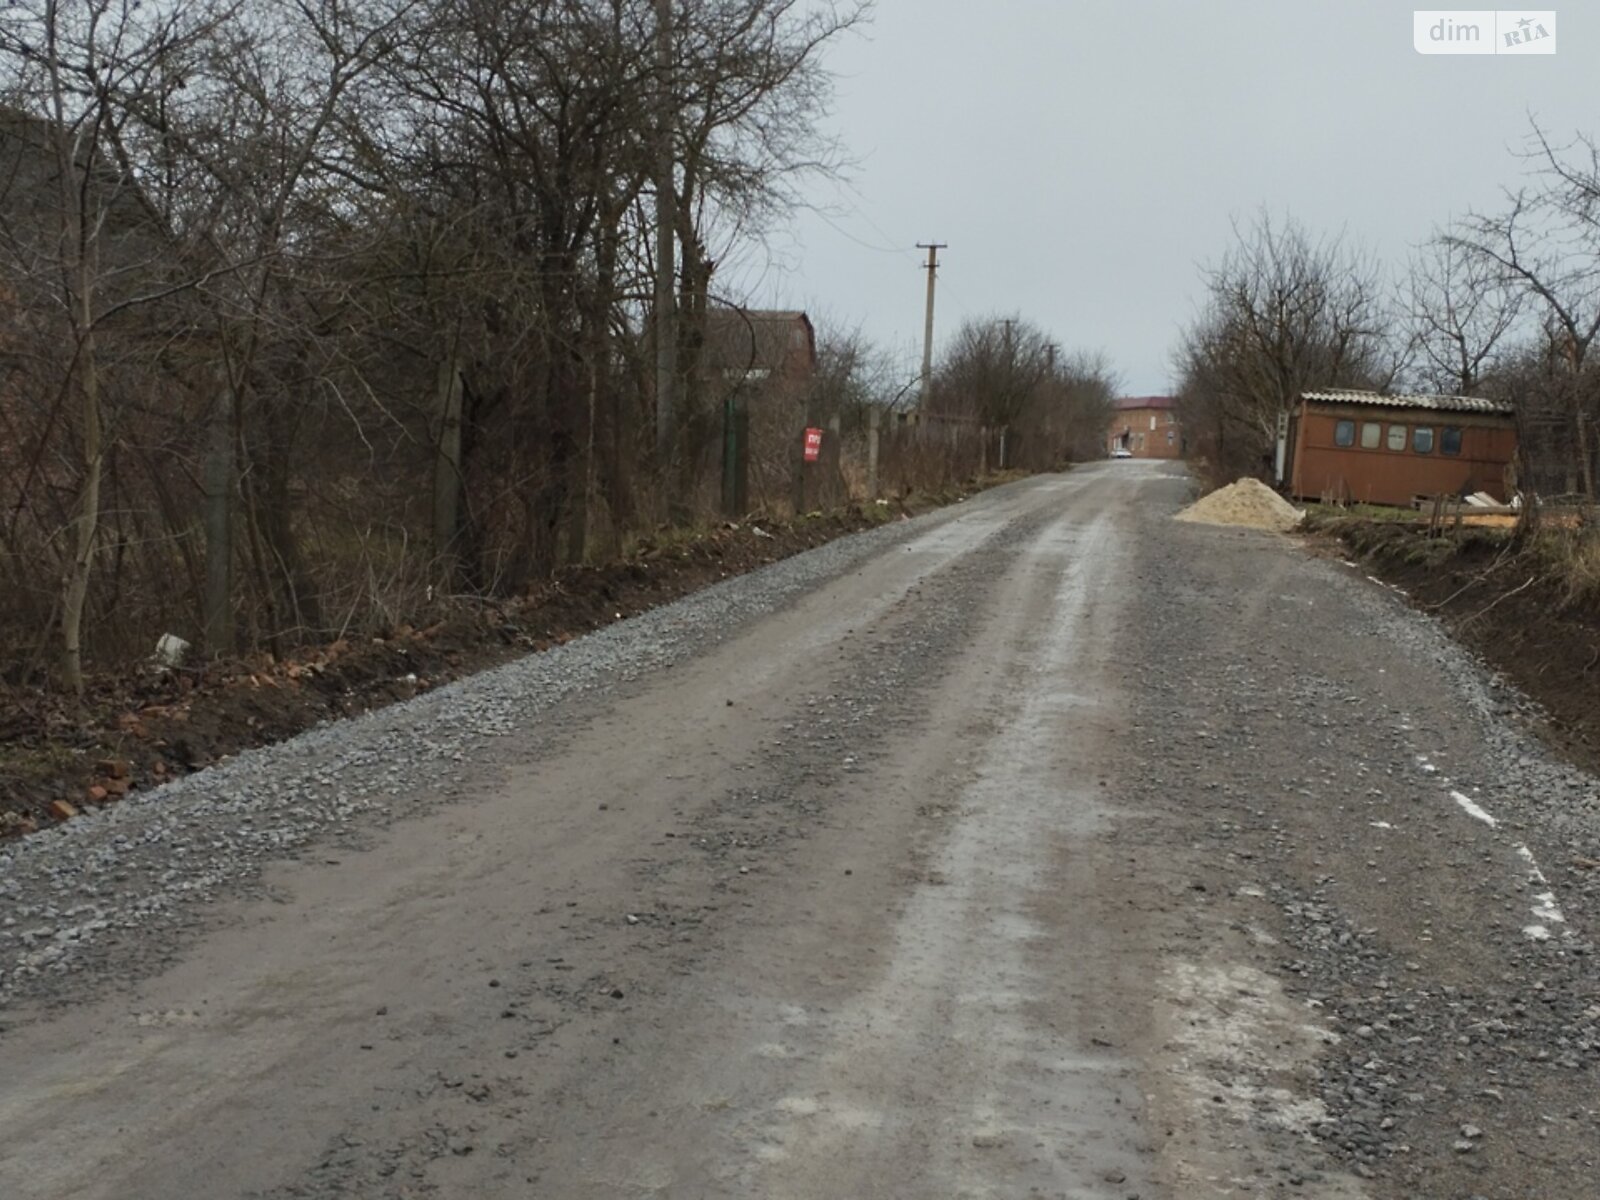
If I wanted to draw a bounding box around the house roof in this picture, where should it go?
[0,105,181,317]
[0,105,161,237]
[703,308,815,375]
[1301,388,1514,416]
[1113,395,1177,411]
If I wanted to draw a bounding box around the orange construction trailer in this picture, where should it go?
[1281,389,1517,507]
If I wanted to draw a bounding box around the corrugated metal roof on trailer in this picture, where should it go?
[1300,388,1514,416]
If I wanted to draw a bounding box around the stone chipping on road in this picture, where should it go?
[1139,513,1600,1196]
[3,463,1600,1200]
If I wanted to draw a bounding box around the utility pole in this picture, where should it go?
[653,0,677,460]
[1000,319,1016,472]
[1001,318,1018,414]
[917,242,945,412]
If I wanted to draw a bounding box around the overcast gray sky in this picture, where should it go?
[732,1,1592,396]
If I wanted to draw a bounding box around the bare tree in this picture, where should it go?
[372,0,659,583]
[1046,349,1119,464]
[1406,234,1522,394]
[936,316,1054,429]
[0,0,226,691]
[809,321,899,425]
[1175,211,1391,484]
[665,0,866,490]
[932,316,1115,468]
[1447,120,1600,500]
[0,0,952,694]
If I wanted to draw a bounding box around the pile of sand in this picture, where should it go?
[1174,478,1304,532]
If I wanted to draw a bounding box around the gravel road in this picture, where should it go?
[2,461,1598,1199]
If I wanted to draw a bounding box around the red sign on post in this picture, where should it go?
[802,427,824,463]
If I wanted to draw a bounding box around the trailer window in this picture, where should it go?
[1360,422,1381,449]
[1387,424,1407,451]
[1413,426,1434,454]
[1441,426,1463,456]
[1334,419,1355,447]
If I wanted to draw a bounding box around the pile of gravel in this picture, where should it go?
[1175,478,1304,533]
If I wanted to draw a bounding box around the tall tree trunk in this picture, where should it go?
[453,376,489,592]
[560,310,593,567]
[256,383,322,639]
[516,344,570,585]
[202,372,236,655]
[61,323,102,694]
[563,355,594,566]
[673,218,713,519]
[239,463,281,657]
[432,359,465,570]
[578,230,625,559]
[1575,399,1595,504]
[601,373,633,558]
[595,281,630,560]
[593,228,632,557]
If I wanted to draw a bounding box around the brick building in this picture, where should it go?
[1108,396,1182,459]
[701,308,817,397]
[696,308,818,514]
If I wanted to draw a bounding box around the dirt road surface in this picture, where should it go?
[3,462,1598,1198]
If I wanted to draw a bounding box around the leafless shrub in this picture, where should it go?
[1175,211,1393,488]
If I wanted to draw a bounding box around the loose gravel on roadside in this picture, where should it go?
[0,495,997,1018]
[1126,502,1600,1199]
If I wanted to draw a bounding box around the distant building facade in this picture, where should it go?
[1108,396,1182,459]
[701,308,817,398]
[695,308,818,515]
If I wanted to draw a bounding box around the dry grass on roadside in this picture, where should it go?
[1310,504,1600,611]
[1521,525,1600,608]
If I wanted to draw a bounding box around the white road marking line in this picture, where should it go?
[1513,844,1569,941]
[1516,844,1547,883]
[1409,721,1572,945]
[1450,790,1498,827]
[1531,893,1567,924]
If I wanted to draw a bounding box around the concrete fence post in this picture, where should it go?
[827,412,843,506]
[867,406,880,501]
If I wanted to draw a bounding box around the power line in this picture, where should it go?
[809,206,916,257]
